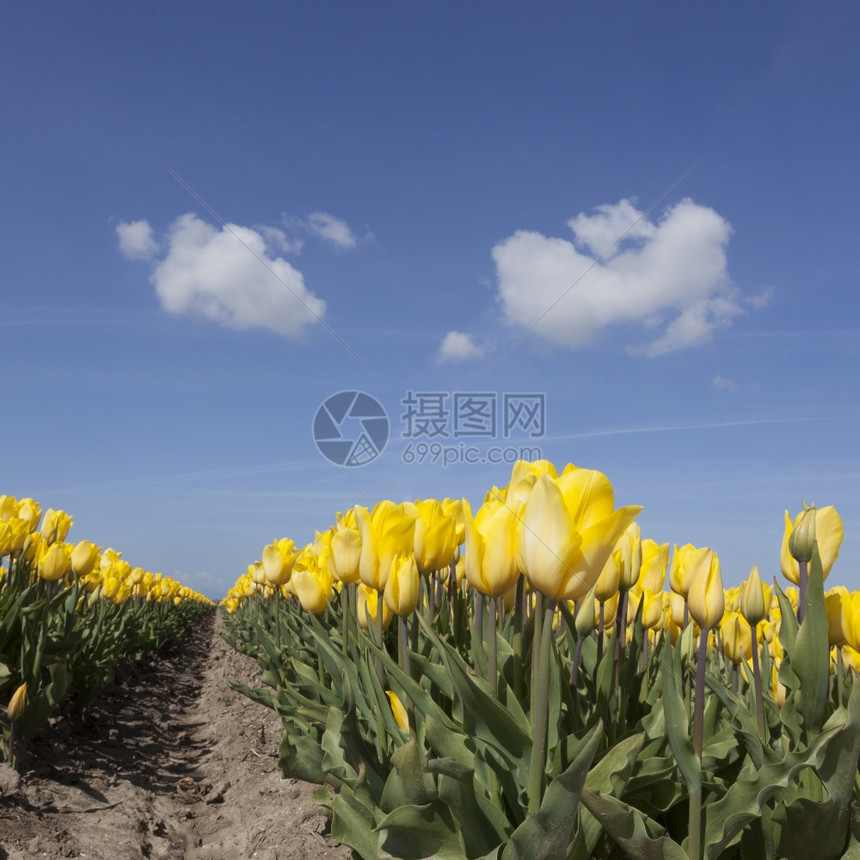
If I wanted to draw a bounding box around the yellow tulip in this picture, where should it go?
[384,553,420,616]
[721,611,752,664]
[37,540,72,582]
[70,540,101,577]
[639,539,669,592]
[355,501,416,591]
[16,498,42,532]
[640,590,665,631]
[386,690,410,734]
[262,537,297,586]
[594,551,621,602]
[330,524,362,583]
[824,586,852,647]
[39,508,73,544]
[7,682,27,721]
[0,495,18,522]
[411,499,459,572]
[291,547,334,614]
[686,547,725,629]
[519,470,641,602]
[780,505,843,584]
[357,583,393,629]
[463,497,522,598]
[505,459,559,505]
[669,543,699,598]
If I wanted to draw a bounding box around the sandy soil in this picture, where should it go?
[0,611,352,860]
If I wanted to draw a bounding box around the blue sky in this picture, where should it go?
[3,3,860,600]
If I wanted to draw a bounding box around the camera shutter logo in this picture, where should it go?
[313,391,389,466]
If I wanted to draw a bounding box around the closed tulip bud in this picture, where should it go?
[7,682,27,721]
[740,566,767,627]
[686,547,725,630]
[825,587,851,647]
[669,591,686,629]
[384,553,420,616]
[781,504,843,584]
[38,540,72,581]
[617,523,642,591]
[70,540,101,577]
[386,690,410,734]
[594,552,621,602]
[788,502,816,564]
[721,612,752,664]
[575,590,597,637]
[641,590,665,631]
[292,566,333,614]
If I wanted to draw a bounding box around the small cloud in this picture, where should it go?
[712,374,737,392]
[116,220,159,260]
[146,213,325,338]
[307,212,357,249]
[436,331,486,363]
[493,198,746,355]
[747,286,774,309]
[258,225,304,255]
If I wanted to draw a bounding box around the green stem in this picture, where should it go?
[341,584,350,656]
[527,598,555,814]
[512,576,524,701]
[398,614,411,678]
[487,595,497,698]
[274,587,281,652]
[688,787,702,860]
[798,559,808,624]
[530,591,545,721]
[751,624,766,740]
[693,628,709,758]
[475,591,484,664]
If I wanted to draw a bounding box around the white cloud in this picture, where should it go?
[436,331,486,363]
[147,213,325,338]
[116,220,159,260]
[307,212,357,249]
[492,198,740,355]
[712,375,737,392]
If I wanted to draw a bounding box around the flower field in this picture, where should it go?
[0,495,212,768]
[220,460,860,860]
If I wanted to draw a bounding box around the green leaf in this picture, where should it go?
[502,722,602,860]
[660,639,701,793]
[580,788,687,860]
[376,801,466,860]
[329,781,383,860]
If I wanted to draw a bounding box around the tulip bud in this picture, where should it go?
[70,540,101,577]
[575,589,597,637]
[686,548,725,630]
[789,502,816,564]
[38,541,72,581]
[7,682,27,721]
[383,553,420,616]
[740,566,767,627]
[262,538,297,586]
[386,690,410,734]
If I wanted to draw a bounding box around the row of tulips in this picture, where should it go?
[0,494,213,767]
[221,459,859,860]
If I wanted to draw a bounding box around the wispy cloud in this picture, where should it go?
[116,219,159,260]
[712,374,737,391]
[436,330,486,363]
[492,198,745,355]
[307,212,358,249]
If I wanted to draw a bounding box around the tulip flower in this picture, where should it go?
[505,459,559,505]
[383,553,420,617]
[411,499,459,572]
[330,523,362,584]
[519,470,641,602]
[740,566,770,627]
[7,682,27,722]
[262,537,297,587]
[825,587,852,647]
[463,497,522,598]
[669,543,699,599]
[39,508,73,544]
[355,501,416,592]
[70,540,101,577]
[37,540,72,582]
[16,498,42,532]
[686,548,725,630]
[780,505,843,584]
[356,583,393,630]
[639,539,669,592]
[386,690,410,734]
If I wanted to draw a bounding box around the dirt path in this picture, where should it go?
[0,612,351,860]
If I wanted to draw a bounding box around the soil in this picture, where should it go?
[0,612,352,860]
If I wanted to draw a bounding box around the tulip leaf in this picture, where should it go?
[775,583,798,653]
[502,721,602,860]
[791,544,830,736]
[661,640,701,793]
[376,801,465,860]
[328,781,383,860]
[580,788,688,860]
